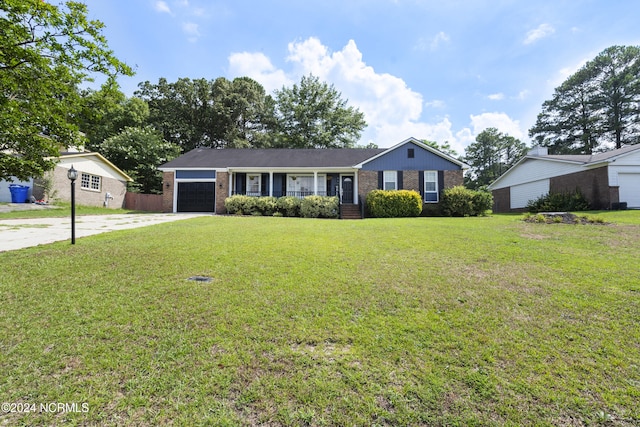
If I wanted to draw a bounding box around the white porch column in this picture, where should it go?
[354,171,359,204]
[313,171,318,195]
[269,171,273,197]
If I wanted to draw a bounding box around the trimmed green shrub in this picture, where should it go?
[526,190,590,213]
[224,195,254,215]
[300,196,339,218]
[225,195,337,218]
[471,190,493,215]
[275,196,302,217]
[366,190,422,218]
[254,196,277,216]
[441,186,493,217]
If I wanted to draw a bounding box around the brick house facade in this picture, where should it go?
[159,138,469,216]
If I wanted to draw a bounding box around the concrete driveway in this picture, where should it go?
[0,212,208,252]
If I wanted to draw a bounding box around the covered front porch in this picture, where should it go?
[228,169,358,204]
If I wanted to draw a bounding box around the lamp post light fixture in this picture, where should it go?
[67,165,78,244]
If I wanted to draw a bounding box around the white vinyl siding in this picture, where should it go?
[618,173,640,208]
[510,179,549,209]
[493,158,583,190]
[383,171,397,190]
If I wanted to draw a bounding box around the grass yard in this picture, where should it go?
[0,213,639,426]
[0,202,140,219]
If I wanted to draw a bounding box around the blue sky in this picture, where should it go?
[82,0,640,153]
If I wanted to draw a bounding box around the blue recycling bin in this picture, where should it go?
[9,184,29,203]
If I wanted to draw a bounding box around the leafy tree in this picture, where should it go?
[211,76,274,148]
[100,126,181,194]
[592,46,640,149]
[421,139,459,157]
[136,76,273,151]
[529,67,600,154]
[272,74,366,148]
[135,77,212,151]
[530,45,640,153]
[464,128,527,189]
[0,0,132,181]
[79,80,149,149]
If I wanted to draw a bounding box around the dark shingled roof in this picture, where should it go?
[160,148,387,169]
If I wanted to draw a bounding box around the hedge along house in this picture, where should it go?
[488,144,640,213]
[158,137,467,216]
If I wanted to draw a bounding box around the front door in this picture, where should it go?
[341,176,354,204]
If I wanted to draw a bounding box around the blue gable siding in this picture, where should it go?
[176,170,216,179]
[361,142,460,171]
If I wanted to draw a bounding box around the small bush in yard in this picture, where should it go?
[276,196,302,217]
[367,190,422,218]
[441,186,492,217]
[526,190,590,213]
[225,195,254,215]
[300,196,339,218]
[254,196,277,216]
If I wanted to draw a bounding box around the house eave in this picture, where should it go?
[56,152,134,182]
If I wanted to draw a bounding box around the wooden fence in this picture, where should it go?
[124,192,163,212]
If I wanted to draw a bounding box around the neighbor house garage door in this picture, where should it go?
[510,179,549,209]
[177,182,215,212]
[618,173,640,208]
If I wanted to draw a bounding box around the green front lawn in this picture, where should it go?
[1,213,638,426]
[0,202,141,219]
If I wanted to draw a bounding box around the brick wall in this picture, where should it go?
[403,171,420,192]
[162,171,174,213]
[216,171,229,214]
[357,170,378,203]
[550,166,610,209]
[44,166,127,208]
[443,170,463,188]
[491,187,511,213]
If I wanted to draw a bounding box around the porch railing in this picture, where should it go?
[232,190,335,198]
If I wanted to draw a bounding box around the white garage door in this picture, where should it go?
[618,173,640,208]
[510,179,550,209]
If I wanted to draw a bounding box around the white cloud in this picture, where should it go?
[228,52,291,92]
[524,23,555,45]
[430,31,450,50]
[228,37,515,152]
[516,90,530,100]
[182,22,200,42]
[284,38,425,136]
[425,99,446,109]
[415,31,450,51]
[469,112,525,139]
[154,1,172,14]
[488,93,504,101]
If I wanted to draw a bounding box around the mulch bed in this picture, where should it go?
[523,212,610,225]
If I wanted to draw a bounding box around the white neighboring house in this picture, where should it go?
[488,145,640,212]
[1,150,132,208]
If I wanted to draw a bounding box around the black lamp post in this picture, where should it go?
[67,165,78,244]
